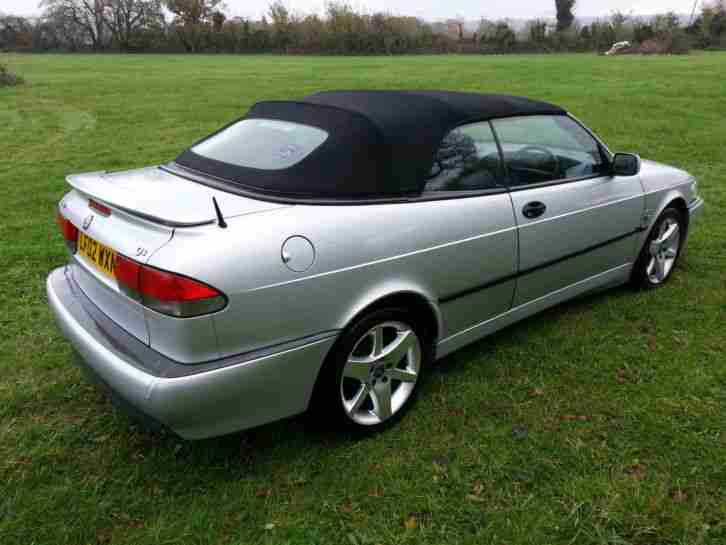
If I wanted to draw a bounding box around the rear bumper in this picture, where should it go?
[47,267,337,439]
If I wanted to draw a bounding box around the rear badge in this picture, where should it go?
[82,214,94,230]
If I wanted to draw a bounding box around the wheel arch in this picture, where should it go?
[636,190,690,259]
[630,190,690,286]
[649,191,690,233]
[307,287,441,412]
[665,196,689,233]
[340,290,441,344]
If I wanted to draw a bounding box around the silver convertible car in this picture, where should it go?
[48,91,704,439]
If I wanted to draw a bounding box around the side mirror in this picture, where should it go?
[611,153,641,176]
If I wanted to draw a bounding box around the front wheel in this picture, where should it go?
[631,207,685,289]
[311,308,432,433]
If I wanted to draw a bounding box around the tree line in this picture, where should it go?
[1,0,725,54]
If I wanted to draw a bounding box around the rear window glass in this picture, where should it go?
[190,119,328,170]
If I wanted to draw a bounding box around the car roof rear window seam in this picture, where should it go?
[162,163,422,206]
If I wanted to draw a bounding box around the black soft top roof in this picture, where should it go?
[176,90,566,201]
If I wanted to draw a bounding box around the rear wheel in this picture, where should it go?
[631,207,685,289]
[312,308,432,433]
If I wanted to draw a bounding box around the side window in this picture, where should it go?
[424,122,505,193]
[491,115,608,187]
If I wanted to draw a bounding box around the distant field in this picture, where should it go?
[1,53,725,545]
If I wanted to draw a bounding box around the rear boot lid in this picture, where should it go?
[66,167,289,227]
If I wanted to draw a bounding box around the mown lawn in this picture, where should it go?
[1,52,725,545]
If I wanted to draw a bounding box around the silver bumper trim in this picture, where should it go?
[47,267,337,439]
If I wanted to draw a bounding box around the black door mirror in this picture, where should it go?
[611,153,641,176]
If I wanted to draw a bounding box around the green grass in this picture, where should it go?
[1,53,725,545]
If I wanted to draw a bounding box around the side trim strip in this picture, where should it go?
[438,262,632,349]
[519,228,642,277]
[439,273,517,304]
[439,227,643,304]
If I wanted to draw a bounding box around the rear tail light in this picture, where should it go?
[88,199,111,216]
[57,209,79,252]
[115,254,226,317]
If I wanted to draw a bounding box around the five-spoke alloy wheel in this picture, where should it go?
[646,216,680,285]
[633,206,685,289]
[340,321,421,426]
[312,308,432,433]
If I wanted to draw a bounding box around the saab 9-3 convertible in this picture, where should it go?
[48,91,704,438]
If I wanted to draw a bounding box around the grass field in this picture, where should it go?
[1,53,725,545]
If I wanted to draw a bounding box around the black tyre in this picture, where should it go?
[631,207,685,289]
[311,307,433,433]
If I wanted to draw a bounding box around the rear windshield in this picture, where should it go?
[190,119,328,170]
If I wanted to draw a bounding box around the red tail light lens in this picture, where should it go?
[140,267,222,302]
[115,254,141,300]
[114,254,226,317]
[88,199,111,216]
[57,209,79,251]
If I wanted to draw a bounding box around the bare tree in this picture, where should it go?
[0,15,35,49]
[211,10,225,32]
[446,18,464,40]
[41,0,107,49]
[555,0,576,31]
[101,0,164,51]
[165,0,224,51]
[267,1,290,48]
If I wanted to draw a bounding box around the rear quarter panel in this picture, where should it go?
[148,195,518,359]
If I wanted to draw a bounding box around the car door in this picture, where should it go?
[491,115,645,306]
[421,121,517,338]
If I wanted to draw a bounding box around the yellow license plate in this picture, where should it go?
[78,232,116,278]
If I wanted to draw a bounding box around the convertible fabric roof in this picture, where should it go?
[176,90,565,200]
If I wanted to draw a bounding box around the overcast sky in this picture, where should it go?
[1,0,696,20]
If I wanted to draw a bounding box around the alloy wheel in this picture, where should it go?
[339,321,421,426]
[647,217,680,285]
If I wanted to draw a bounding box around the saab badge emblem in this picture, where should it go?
[82,214,94,230]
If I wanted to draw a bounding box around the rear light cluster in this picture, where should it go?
[56,206,224,318]
[115,254,227,318]
[57,209,79,252]
[88,199,112,216]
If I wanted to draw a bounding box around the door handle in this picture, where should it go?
[522,201,547,219]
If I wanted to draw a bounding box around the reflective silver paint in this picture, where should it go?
[146,192,518,358]
[48,118,704,439]
[509,174,643,305]
[634,159,700,251]
[70,261,149,343]
[47,267,336,439]
[67,167,289,226]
